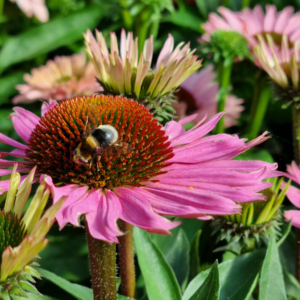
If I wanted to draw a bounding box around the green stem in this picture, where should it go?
[241,0,251,9]
[85,219,117,300]
[135,8,152,53]
[149,19,160,40]
[120,0,133,31]
[247,83,271,140]
[118,221,136,298]
[0,0,4,23]
[215,60,233,134]
[292,106,300,283]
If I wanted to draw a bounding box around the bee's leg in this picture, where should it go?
[89,159,93,170]
[96,156,101,172]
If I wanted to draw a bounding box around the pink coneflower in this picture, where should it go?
[202,5,300,49]
[85,29,201,99]
[13,54,101,104]
[254,34,300,90]
[9,0,49,22]
[174,65,244,127]
[0,95,280,242]
[283,162,300,228]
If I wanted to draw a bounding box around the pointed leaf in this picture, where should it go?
[277,221,292,247]
[259,235,286,300]
[183,250,265,300]
[0,7,104,72]
[153,229,190,288]
[190,260,219,300]
[189,230,201,282]
[134,227,182,300]
[36,267,93,300]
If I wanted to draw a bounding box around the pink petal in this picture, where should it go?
[285,210,300,228]
[144,182,241,215]
[156,34,174,68]
[274,6,294,34]
[285,184,300,208]
[11,107,40,143]
[264,5,277,32]
[171,113,224,146]
[287,161,300,184]
[0,133,28,150]
[41,99,58,116]
[0,149,26,158]
[164,121,185,141]
[178,114,198,126]
[64,188,100,227]
[86,190,122,243]
[157,166,269,187]
[115,187,181,234]
[152,178,266,203]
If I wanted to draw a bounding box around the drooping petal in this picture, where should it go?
[115,187,181,234]
[11,107,40,143]
[86,190,122,243]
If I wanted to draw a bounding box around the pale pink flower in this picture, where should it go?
[202,5,300,49]
[283,162,300,228]
[0,95,280,242]
[10,0,49,22]
[254,34,300,89]
[13,54,101,104]
[174,65,244,127]
[84,29,202,100]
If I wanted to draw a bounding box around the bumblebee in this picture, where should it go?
[73,124,131,167]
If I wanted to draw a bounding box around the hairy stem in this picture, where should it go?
[85,220,117,300]
[292,106,300,283]
[118,220,136,298]
[215,60,232,134]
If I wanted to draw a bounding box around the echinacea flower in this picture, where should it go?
[254,34,300,106]
[202,5,300,50]
[0,164,65,299]
[0,95,280,243]
[9,0,49,22]
[212,177,290,254]
[174,65,244,127]
[13,54,101,104]
[84,29,202,122]
[283,161,300,228]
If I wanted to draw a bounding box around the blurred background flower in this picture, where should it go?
[9,0,49,22]
[13,54,101,104]
[174,64,244,127]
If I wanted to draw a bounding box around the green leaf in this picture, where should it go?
[12,294,58,300]
[152,229,190,288]
[259,234,287,300]
[134,227,182,300]
[283,271,300,300]
[0,7,104,72]
[0,72,23,105]
[277,220,292,247]
[36,268,93,300]
[189,230,201,282]
[189,260,219,300]
[183,250,265,300]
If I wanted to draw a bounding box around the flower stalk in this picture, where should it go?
[118,220,135,298]
[247,73,271,140]
[215,60,232,133]
[86,220,117,300]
